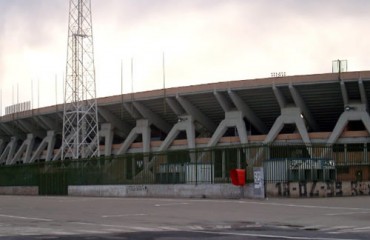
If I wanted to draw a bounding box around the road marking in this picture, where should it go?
[183,198,370,212]
[0,214,52,222]
[129,226,162,232]
[240,201,370,211]
[325,211,370,216]
[322,226,354,231]
[102,213,148,218]
[77,229,111,234]
[74,221,163,232]
[188,225,204,230]
[160,226,181,231]
[331,226,370,234]
[154,202,189,207]
[186,229,360,240]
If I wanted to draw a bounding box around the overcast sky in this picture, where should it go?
[0,0,370,113]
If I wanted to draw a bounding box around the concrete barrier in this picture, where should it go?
[0,186,38,195]
[68,183,264,199]
[266,181,370,197]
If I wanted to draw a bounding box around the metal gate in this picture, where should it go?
[38,169,68,196]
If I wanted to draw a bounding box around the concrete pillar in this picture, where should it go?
[30,131,56,163]
[11,134,35,164]
[264,107,310,145]
[158,115,196,151]
[157,115,196,162]
[0,137,18,165]
[100,123,114,157]
[208,111,248,147]
[117,119,151,155]
[327,103,370,144]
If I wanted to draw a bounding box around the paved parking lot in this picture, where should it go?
[0,195,369,239]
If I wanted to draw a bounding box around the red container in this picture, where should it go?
[230,169,246,186]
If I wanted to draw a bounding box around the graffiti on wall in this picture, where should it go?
[268,181,370,197]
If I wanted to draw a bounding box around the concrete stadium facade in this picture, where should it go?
[1,71,370,164]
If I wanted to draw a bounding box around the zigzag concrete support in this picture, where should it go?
[327,103,370,144]
[340,80,349,106]
[133,102,171,133]
[0,140,4,156]
[99,107,131,137]
[123,103,141,119]
[264,107,310,144]
[137,116,196,179]
[359,78,368,107]
[38,115,57,130]
[0,123,22,139]
[100,123,114,157]
[176,95,217,133]
[166,97,185,115]
[158,115,196,152]
[11,134,35,164]
[53,134,72,161]
[272,85,287,109]
[208,111,248,147]
[116,119,151,155]
[228,91,267,134]
[289,84,319,131]
[214,91,233,112]
[0,137,18,165]
[30,131,56,163]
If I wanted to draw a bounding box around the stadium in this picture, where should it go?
[0,70,370,198]
[0,1,369,199]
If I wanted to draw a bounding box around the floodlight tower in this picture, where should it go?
[62,0,100,160]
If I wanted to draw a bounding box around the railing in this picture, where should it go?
[0,143,369,195]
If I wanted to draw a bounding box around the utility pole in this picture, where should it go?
[62,0,100,160]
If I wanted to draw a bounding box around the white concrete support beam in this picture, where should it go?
[0,140,4,156]
[123,103,141,119]
[30,131,56,162]
[133,102,171,133]
[17,119,45,139]
[264,107,310,144]
[0,123,20,139]
[208,111,248,147]
[98,107,131,137]
[37,115,57,130]
[53,134,72,161]
[142,116,196,174]
[117,119,151,155]
[100,123,114,157]
[176,95,217,133]
[289,84,319,131]
[166,97,185,116]
[228,91,267,134]
[340,80,349,106]
[0,137,18,165]
[358,78,368,108]
[17,120,34,133]
[272,85,287,109]
[11,134,35,164]
[158,115,196,152]
[327,103,370,144]
[214,91,233,112]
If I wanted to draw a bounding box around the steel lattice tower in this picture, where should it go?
[62,0,99,160]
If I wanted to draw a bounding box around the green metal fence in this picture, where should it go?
[0,143,369,195]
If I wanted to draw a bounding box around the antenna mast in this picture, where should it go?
[62,0,100,159]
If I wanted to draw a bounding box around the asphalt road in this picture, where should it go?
[0,195,369,239]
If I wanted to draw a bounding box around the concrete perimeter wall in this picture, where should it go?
[0,186,38,195]
[68,184,263,199]
[266,181,370,197]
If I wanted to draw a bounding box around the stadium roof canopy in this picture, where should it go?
[1,71,370,142]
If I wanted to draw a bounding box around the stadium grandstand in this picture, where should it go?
[0,70,370,197]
